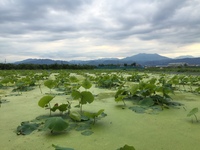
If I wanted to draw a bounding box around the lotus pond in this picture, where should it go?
[0,70,200,150]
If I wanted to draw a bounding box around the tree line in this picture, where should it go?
[0,63,96,70]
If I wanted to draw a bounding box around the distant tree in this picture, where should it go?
[131,62,136,66]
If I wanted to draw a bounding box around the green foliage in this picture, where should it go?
[52,144,74,150]
[114,76,180,111]
[82,79,92,89]
[69,76,79,82]
[81,130,94,136]
[69,111,82,121]
[51,103,69,113]
[71,90,94,113]
[115,88,128,106]
[1,77,11,86]
[72,90,94,104]
[84,109,105,124]
[81,91,94,104]
[187,107,198,122]
[138,97,154,107]
[38,95,54,108]
[44,117,69,133]
[195,87,200,94]
[117,144,136,150]
[38,95,55,116]
[17,121,40,135]
[96,74,123,89]
[71,90,81,99]
[44,80,56,93]
[127,73,142,82]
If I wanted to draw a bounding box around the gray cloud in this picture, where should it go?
[0,0,200,62]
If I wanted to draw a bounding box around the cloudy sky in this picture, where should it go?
[0,0,200,63]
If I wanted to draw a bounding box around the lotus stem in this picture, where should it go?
[194,114,198,122]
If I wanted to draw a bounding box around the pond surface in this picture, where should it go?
[0,72,200,150]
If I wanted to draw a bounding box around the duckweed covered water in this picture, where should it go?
[0,72,200,150]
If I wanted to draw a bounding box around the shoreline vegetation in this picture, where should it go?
[0,63,200,73]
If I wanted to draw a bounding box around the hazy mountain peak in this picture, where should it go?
[175,55,194,59]
[122,53,170,61]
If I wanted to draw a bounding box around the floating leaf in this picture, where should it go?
[38,95,54,108]
[17,121,39,135]
[76,124,91,131]
[52,144,74,150]
[81,130,94,136]
[129,106,146,113]
[117,144,135,150]
[139,97,154,106]
[44,117,69,132]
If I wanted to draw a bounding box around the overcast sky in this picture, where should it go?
[0,0,200,63]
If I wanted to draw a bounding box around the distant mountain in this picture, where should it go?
[14,58,69,65]
[122,53,171,62]
[14,53,200,66]
[69,58,120,65]
[175,55,194,59]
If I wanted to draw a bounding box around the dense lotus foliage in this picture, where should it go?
[0,69,199,149]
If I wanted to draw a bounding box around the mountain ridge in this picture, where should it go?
[14,53,200,66]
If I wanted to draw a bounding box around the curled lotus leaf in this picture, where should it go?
[69,111,81,121]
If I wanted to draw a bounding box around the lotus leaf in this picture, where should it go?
[69,111,81,121]
[76,124,91,131]
[139,97,154,106]
[44,80,55,89]
[84,109,105,124]
[81,130,94,136]
[82,79,92,89]
[38,95,54,108]
[84,109,104,119]
[51,104,68,112]
[129,106,146,113]
[17,121,39,135]
[44,117,69,132]
[117,144,135,150]
[71,90,81,99]
[58,104,68,112]
[81,91,94,104]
